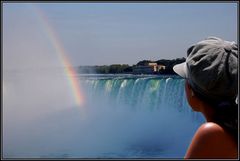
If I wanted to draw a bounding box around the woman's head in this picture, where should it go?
[173,36,238,105]
[173,37,238,139]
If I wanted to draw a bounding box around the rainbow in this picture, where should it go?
[32,5,84,107]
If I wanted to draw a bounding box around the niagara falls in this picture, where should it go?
[3,72,205,158]
[2,2,237,159]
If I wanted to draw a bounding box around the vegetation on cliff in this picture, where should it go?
[78,57,186,75]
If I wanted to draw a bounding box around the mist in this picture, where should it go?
[3,71,205,158]
[2,5,82,158]
[3,83,202,158]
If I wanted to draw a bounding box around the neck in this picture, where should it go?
[200,102,215,122]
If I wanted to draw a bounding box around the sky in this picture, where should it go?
[3,2,238,67]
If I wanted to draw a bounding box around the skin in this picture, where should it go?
[184,81,238,159]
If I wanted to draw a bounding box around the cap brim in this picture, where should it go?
[173,62,187,78]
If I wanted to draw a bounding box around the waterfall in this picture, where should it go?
[80,75,204,122]
[3,74,205,158]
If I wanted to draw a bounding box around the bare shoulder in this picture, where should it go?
[197,122,225,136]
[185,122,237,159]
[190,122,231,147]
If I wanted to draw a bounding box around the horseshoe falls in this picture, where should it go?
[3,74,205,159]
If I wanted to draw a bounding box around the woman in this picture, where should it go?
[173,37,238,159]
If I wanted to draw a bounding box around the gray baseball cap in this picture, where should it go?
[173,36,238,103]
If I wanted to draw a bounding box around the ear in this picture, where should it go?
[185,81,193,98]
[185,81,201,111]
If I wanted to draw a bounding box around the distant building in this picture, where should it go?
[148,63,158,72]
[132,63,166,74]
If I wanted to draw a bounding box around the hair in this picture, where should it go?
[192,88,238,142]
[213,101,238,141]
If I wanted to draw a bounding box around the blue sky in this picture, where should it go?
[3,2,238,67]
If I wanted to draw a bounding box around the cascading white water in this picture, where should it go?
[75,74,205,158]
[81,75,202,117]
[3,74,205,158]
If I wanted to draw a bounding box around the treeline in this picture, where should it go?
[78,57,186,74]
[78,64,133,74]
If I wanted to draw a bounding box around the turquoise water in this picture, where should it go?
[3,74,205,159]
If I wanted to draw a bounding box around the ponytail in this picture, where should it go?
[213,101,238,142]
